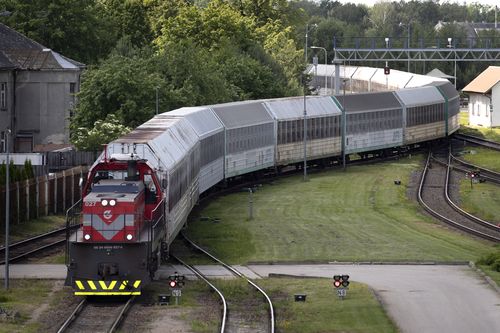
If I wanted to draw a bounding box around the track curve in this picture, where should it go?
[418,150,500,242]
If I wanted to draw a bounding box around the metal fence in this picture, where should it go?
[0,165,89,228]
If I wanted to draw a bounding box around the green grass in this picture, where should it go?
[0,215,66,244]
[458,110,500,142]
[186,155,494,264]
[0,279,54,333]
[459,179,500,224]
[261,278,397,333]
[145,278,397,333]
[457,147,500,172]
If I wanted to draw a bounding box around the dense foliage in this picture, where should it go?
[1,0,499,150]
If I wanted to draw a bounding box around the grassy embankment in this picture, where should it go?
[0,280,55,333]
[186,155,494,264]
[458,110,500,142]
[0,215,66,245]
[455,112,500,281]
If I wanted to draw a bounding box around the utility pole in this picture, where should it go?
[4,128,11,290]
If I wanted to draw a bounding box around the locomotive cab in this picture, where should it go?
[66,155,166,296]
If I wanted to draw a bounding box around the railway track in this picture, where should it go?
[173,233,275,333]
[453,133,500,151]
[56,296,134,333]
[449,153,500,185]
[418,149,500,242]
[0,227,68,265]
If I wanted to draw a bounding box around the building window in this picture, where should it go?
[0,82,6,110]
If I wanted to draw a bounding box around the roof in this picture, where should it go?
[264,96,341,120]
[163,107,224,140]
[334,91,402,113]
[426,68,455,80]
[462,66,500,94]
[394,86,445,107]
[0,23,84,70]
[211,100,273,129]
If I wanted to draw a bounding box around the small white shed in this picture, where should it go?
[462,66,500,128]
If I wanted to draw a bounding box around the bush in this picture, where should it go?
[477,251,500,272]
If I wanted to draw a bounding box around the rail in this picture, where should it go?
[418,151,500,242]
[453,133,500,151]
[56,299,87,333]
[181,233,275,333]
[108,296,135,333]
[444,153,500,232]
[449,153,500,185]
[172,255,227,333]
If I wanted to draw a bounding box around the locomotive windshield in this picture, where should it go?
[91,183,141,194]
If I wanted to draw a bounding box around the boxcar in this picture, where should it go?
[264,96,342,165]
[166,107,225,194]
[395,86,446,145]
[211,101,275,178]
[333,92,403,154]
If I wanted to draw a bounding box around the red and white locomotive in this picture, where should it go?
[66,153,167,296]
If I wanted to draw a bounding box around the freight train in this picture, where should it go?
[65,66,459,295]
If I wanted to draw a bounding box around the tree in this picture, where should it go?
[99,0,153,49]
[71,51,162,130]
[0,0,114,64]
[72,114,131,151]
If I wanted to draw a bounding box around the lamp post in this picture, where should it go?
[448,37,457,88]
[303,23,317,181]
[4,128,11,290]
[311,46,328,94]
[342,79,347,170]
[399,22,411,72]
[385,38,390,89]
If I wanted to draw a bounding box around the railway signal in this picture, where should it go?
[333,275,349,288]
[333,275,350,299]
[168,273,185,289]
[341,275,350,287]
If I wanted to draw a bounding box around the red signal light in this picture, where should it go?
[334,280,341,288]
[169,280,177,288]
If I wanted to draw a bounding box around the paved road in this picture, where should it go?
[246,264,500,333]
[2,263,499,333]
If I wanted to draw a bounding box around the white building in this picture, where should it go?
[462,66,500,128]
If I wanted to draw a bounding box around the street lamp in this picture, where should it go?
[448,37,457,88]
[342,78,347,170]
[303,23,317,181]
[311,46,328,94]
[399,22,410,72]
[4,128,11,290]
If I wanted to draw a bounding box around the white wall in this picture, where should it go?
[492,82,500,127]
[468,93,493,127]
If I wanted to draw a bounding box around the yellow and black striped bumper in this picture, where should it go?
[74,280,141,296]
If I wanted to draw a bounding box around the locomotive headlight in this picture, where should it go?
[126,234,133,241]
[109,199,116,206]
[101,199,108,206]
[84,234,91,240]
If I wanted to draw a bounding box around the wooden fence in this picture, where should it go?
[0,166,89,228]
